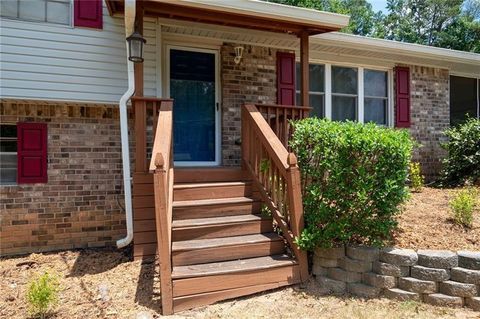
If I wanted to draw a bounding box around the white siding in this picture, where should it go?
[0,2,158,103]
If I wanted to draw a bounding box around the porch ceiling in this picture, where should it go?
[106,0,349,35]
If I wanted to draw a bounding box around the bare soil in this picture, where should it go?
[393,187,480,251]
[1,187,479,318]
[1,249,478,319]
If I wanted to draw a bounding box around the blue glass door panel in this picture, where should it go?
[170,49,216,163]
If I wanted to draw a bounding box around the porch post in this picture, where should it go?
[134,1,147,173]
[299,31,309,107]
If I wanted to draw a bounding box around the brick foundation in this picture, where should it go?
[0,100,128,256]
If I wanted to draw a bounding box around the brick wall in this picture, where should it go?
[0,100,128,256]
[221,43,286,166]
[403,65,450,180]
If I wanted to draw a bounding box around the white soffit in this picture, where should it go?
[152,0,350,30]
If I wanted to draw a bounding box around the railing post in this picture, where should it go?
[286,153,309,282]
[153,153,173,315]
[134,99,147,173]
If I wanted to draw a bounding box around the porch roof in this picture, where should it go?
[105,0,350,35]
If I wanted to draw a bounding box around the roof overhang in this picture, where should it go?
[106,0,350,35]
[313,32,480,66]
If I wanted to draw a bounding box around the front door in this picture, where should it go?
[167,46,220,166]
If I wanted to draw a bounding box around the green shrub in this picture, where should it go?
[26,272,60,318]
[450,188,479,228]
[441,118,480,186]
[290,118,414,250]
[409,162,424,192]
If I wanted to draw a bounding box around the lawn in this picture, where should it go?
[1,187,479,318]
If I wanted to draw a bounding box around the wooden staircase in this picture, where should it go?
[169,168,301,312]
[141,100,310,315]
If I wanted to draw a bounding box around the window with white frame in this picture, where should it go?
[296,62,390,125]
[450,75,479,126]
[0,124,18,185]
[331,66,358,121]
[0,0,72,26]
[364,69,389,125]
[296,64,325,118]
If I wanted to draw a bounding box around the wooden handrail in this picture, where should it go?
[150,99,174,314]
[255,103,312,149]
[242,104,309,282]
[132,97,173,174]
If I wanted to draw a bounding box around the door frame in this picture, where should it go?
[164,44,221,167]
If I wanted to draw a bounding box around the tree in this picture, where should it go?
[266,0,480,53]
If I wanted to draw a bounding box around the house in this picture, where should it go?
[1,0,479,314]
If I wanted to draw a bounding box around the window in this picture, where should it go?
[0,123,48,185]
[332,66,358,121]
[296,64,325,117]
[0,125,18,185]
[295,62,391,125]
[450,76,479,126]
[0,0,72,26]
[364,69,388,125]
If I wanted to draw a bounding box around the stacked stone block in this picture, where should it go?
[314,246,480,311]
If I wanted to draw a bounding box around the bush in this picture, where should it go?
[409,162,424,192]
[290,119,414,250]
[450,188,479,228]
[441,118,480,186]
[26,272,60,318]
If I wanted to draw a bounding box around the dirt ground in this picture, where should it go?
[1,187,479,318]
[393,187,480,251]
[1,248,479,319]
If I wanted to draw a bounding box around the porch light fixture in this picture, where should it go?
[234,46,244,65]
[126,31,146,63]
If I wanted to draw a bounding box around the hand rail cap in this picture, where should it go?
[287,153,297,166]
[155,153,165,168]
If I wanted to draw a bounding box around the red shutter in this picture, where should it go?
[395,67,411,128]
[17,123,48,184]
[276,52,296,105]
[74,0,103,29]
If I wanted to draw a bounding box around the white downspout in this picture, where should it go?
[117,0,136,248]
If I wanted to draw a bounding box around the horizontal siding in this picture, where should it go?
[0,2,157,103]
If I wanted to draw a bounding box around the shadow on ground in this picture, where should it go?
[134,258,162,313]
[66,246,131,277]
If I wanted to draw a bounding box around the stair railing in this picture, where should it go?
[241,104,309,281]
[150,99,174,314]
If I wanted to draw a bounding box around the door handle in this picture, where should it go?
[216,102,219,111]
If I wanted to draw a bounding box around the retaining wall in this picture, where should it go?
[313,246,480,311]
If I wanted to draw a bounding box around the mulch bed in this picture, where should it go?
[1,187,479,318]
[392,186,480,251]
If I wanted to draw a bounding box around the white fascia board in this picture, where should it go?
[313,32,480,65]
[152,0,350,30]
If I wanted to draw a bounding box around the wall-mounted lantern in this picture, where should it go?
[234,46,244,65]
[127,31,146,63]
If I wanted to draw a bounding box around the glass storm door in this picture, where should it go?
[168,47,220,166]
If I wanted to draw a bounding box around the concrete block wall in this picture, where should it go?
[314,246,480,311]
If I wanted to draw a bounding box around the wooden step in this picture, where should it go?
[172,214,273,241]
[173,197,262,220]
[174,167,248,183]
[173,181,252,201]
[172,233,285,266]
[172,254,299,297]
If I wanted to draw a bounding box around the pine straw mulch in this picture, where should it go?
[392,186,480,251]
[1,248,478,319]
[1,187,480,318]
